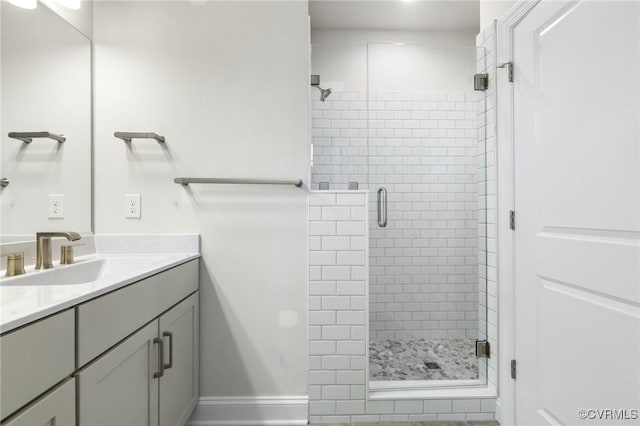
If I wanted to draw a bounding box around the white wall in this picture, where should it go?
[368,43,477,93]
[311,29,477,93]
[93,0,310,400]
[312,43,367,92]
[41,0,93,40]
[479,0,516,29]
[312,29,477,46]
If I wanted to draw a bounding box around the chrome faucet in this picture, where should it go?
[35,232,81,270]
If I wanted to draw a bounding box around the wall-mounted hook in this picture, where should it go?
[8,132,65,143]
[114,132,165,143]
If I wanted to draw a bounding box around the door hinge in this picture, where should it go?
[474,73,489,91]
[497,61,514,82]
[475,340,490,358]
[511,359,517,379]
[510,210,516,230]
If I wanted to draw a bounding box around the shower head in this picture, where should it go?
[319,87,332,102]
[314,85,332,102]
[310,74,332,102]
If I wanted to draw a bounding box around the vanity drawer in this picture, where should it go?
[2,378,75,426]
[0,309,75,421]
[76,260,198,367]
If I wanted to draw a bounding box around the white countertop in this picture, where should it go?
[0,234,200,334]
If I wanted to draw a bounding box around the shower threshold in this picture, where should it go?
[368,379,495,401]
[369,378,485,391]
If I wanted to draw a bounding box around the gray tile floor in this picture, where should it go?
[310,421,498,426]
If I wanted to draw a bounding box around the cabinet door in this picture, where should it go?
[77,321,160,426]
[159,293,199,426]
[2,378,75,426]
[0,309,75,421]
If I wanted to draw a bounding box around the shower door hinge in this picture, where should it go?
[497,61,514,82]
[474,73,489,91]
[475,340,490,358]
[511,359,517,379]
[510,210,516,230]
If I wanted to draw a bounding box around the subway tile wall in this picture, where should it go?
[308,28,499,421]
[308,191,495,422]
[311,92,370,190]
[312,91,482,341]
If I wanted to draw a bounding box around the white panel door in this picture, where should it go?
[513,1,640,425]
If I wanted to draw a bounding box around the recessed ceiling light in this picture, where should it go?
[55,0,81,10]
[7,0,37,9]
[395,43,406,46]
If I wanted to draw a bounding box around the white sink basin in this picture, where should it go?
[0,234,200,335]
[2,258,108,286]
[1,255,178,287]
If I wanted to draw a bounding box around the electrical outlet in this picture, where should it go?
[124,194,141,219]
[48,194,64,219]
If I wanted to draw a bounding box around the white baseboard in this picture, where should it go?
[186,396,308,426]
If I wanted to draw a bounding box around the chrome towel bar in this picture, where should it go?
[114,132,165,143]
[174,177,303,187]
[8,132,65,143]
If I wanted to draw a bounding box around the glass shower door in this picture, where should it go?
[367,42,488,385]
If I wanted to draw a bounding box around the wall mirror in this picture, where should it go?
[0,0,92,242]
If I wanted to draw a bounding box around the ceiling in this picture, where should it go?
[309,0,480,32]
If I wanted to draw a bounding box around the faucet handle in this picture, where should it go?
[60,245,76,265]
[1,252,26,277]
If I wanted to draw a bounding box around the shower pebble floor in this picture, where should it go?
[369,338,479,381]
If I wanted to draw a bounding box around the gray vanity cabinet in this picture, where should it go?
[76,260,199,367]
[77,292,199,426]
[0,309,75,422]
[2,379,76,426]
[0,259,199,426]
[76,320,160,426]
[159,293,199,426]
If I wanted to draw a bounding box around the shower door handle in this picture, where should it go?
[377,187,387,228]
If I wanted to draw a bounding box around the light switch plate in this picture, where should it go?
[125,194,141,219]
[48,194,64,219]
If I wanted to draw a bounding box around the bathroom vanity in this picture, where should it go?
[0,236,200,426]
[0,6,201,422]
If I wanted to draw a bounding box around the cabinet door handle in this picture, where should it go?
[153,337,165,378]
[162,331,173,370]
